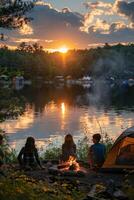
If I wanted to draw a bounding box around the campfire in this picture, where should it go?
[58,156,81,172]
[48,156,87,177]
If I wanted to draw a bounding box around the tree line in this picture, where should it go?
[0,42,134,80]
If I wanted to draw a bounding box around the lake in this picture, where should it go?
[1,84,134,152]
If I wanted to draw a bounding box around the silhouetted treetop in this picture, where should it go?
[0,0,33,29]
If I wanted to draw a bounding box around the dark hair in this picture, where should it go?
[24,137,36,153]
[93,133,101,142]
[64,134,75,147]
[0,134,3,141]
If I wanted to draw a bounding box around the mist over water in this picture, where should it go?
[1,84,134,152]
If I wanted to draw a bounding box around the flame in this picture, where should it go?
[68,156,80,171]
[61,156,80,171]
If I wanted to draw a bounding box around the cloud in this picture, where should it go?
[44,40,54,43]
[84,1,112,9]
[62,7,71,13]
[81,1,114,32]
[87,23,134,44]
[109,21,128,33]
[0,1,134,49]
[92,19,132,35]
[19,24,33,35]
[35,1,52,8]
[32,3,83,27]
[114,0,134,22]
[15,38,40,43]
[80,9,105,32]
[93,19,110,34]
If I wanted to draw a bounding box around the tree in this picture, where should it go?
[17,42,43,53]
[0,0,33,29]
[0,88,25,122]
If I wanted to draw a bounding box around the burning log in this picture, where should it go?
[58,156,80,171]
[69,164,77,171]
[58,164,70,169]
[48,156,87,177]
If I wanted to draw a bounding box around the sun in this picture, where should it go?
[58,46,68,53]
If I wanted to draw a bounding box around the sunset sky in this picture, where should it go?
[0,0,134,51]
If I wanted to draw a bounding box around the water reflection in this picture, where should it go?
[1,85,134,152]
[1,105,35,134]
[61,102,66,116]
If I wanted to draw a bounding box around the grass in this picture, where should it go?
[0,171,86,200]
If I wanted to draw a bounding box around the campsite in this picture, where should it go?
[0,0,134,199]
[0,127,134,200]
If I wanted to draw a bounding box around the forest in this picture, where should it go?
[0,43,134,80]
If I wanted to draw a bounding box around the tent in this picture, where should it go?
[102,126,134,171]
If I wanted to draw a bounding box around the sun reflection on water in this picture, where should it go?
[61,102,65,116]
[1,98,134,152]
[61,102,67,130]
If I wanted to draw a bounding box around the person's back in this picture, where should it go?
[18,137,42,169]
[90,143,106,167]
[62,143,76,161]
[19,146,37,166]
[61,134,76,162]
[89,134,106,168]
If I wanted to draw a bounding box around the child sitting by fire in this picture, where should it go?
[17,137,42,169]
[88,133,106,169]
[60,134,76,162]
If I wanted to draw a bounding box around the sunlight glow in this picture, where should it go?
[58,46,68,53]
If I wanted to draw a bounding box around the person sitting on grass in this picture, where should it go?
[61,134,76,162]
[88,133,106,169]
[0,134,4,168]
[18,137,42,169]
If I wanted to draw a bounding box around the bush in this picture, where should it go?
[0,128,114,163]
[0,130,17,164]
[42,134,114,162]
[77,137,89,161]
[102,132,114,155]
[43,146,62,160]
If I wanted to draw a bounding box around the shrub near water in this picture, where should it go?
[42,137,89,161]
[0,131,17,164]
[0,131,114,164]
[43,135,114,161]
[77,137,89,161]
[43,146,62,160]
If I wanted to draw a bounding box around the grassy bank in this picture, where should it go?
[0,171,85,200]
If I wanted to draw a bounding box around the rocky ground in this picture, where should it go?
[22,161,134,200]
